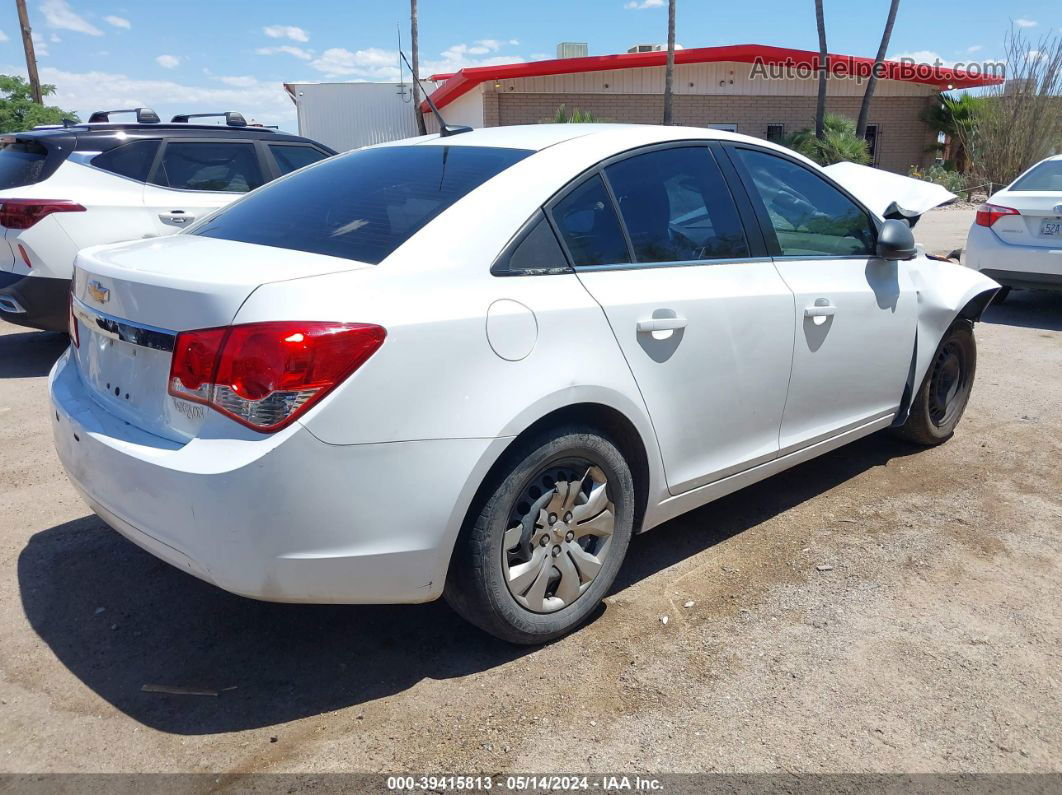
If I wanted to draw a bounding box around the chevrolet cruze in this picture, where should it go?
[51,124,998,643]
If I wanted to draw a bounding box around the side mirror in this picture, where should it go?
[876,218,917,261]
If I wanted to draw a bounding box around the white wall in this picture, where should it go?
[289,82,421,151]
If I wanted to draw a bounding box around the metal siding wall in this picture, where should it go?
[290,83,421,151]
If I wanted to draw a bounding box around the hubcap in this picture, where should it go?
[501,462,615,614]
[928,340,967,427]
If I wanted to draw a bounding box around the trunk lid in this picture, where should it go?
[987,190,1062,248]
[71,235,367,442]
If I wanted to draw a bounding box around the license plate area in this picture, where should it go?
[1040,219,1061,237]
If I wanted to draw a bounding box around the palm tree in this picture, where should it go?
[856,0,901,138]
[814,0,828,139]
[411,0,427,136]
[921,92,985,173]
[662,0,676,125]
[785,113,871,166]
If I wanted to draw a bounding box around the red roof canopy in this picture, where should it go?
[425,43,1002,111]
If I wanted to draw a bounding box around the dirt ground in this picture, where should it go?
[0,210,1060,775]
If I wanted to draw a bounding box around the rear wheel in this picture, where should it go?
[445,426,634,644]
[894,319,976,446]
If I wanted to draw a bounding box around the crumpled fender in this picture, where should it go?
[897,256,1000,423]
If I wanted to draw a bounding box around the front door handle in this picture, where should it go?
[804,304,837,319]
[159,211,195,227]
[637,316,688,333]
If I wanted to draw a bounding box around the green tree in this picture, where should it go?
[785,112,871,165]
[0,75,79,132]
[546,104,607,123]
[921,92,985,174]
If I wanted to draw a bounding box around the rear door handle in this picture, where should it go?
[804,304,837,318]
[159,211,195,227]
[637,316,688,333]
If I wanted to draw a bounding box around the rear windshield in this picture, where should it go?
[0,140,51,189]
[192,144,532,264]
[1010,160,1062,191]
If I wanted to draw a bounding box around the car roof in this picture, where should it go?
[13,124,334,154]
[404,122,785,155]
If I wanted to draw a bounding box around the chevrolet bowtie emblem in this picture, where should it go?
[87,280,110,304]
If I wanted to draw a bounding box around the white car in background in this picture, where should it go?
[965,154,1062,301]
[51,124,998,644]
[0,108,333,331]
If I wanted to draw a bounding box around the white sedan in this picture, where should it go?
[51,124,998,643]
[966,154,1062,300]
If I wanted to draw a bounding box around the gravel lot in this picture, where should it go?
[1,209,1060,775]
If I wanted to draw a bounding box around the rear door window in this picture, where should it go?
[551,175,631,267]
[193,145,531,264]
[91,139,160,182]
[151,141,265,192]
[0,140,51,188]
[604,146,749,262]
[269,144,329,175]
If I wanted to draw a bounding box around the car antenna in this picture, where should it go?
[399,50,472,138]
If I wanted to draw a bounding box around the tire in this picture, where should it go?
[893,319,976,446]
[445,425,635,644]
[991,286,1010,305]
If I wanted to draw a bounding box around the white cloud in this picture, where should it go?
[0,30,8,43]
[263,25,309,43]
[217,75,258,88]
[31,32,49,56]
[255,45,312,61]
[308,42,527,80]
[624,0,664,8]
[104,15,131,30]
[967,44,983,53]
[41,0,103,36]
[155,54,180,69]
[50,33,61,43]
[39,65,297,125]
[887,50,954,67]
[1014,18,1038,28]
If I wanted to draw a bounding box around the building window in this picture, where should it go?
[765,123,785,143]
[708,123,737,132]
[863,124,879,163]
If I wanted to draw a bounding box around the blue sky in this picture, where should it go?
[0,0,1056,131]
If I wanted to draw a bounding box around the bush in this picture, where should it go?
[909,164,968,198]
[545,104,607,123]
[783,113,870,166]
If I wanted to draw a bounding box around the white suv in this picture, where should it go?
[0,108,333,331]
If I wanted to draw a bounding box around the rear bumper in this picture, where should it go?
[965,223,1062,289]
[49,349,502,604]
[0,274,70,331]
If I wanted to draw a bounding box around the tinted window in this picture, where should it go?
[551,175,630,267]
[494,212,569,274]
[1010,160,1062,191]
[194,145,531,265]
[605,147,749,262]
[735,148,876,257]
[92,139,160,182]
[151,141,264,192]
[270,144,328,175]
[0,140,50,188]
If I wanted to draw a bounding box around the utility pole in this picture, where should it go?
[15,0,43,104]
[662,0,676,124]
[411,0,427,135]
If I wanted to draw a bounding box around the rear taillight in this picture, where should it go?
[0,199,86,230]
[168,321,386,432]
[975,203,1020,227]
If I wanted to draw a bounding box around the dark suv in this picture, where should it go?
[0,108,335,332]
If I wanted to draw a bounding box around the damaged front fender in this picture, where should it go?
[895,256,1000,425]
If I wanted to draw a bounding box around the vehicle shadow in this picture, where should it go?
[980,290,1062,331]
[18,432,919,735]
[0,329,68,379]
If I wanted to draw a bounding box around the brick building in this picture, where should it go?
[424,44,1001,174]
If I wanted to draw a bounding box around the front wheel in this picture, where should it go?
[893,319,977,446]
[445,426,635,644]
